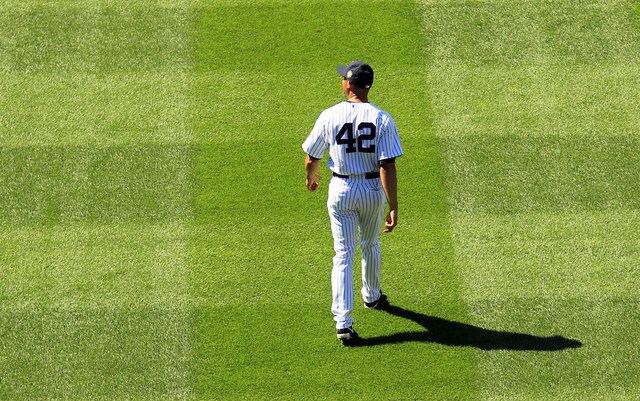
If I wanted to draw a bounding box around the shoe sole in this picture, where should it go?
[337,329,359,341]
[364,295,387,309]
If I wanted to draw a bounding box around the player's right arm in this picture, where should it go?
[380,160,398,232]
[302,112,329,192]
[305,154,322,192]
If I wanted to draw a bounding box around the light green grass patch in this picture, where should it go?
[420,0,640,66]
[421,0,640,400]
[0,4,190,73]
[430,65,640,139]
[455,211,640,303]
[0,223,192,399]
[453,211,640,400]
[1,223,191,307]
[0,73,191,147]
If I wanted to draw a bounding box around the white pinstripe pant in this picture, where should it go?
[327,175,387,329]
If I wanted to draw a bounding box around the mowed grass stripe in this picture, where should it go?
[0,4,190,74]
[420,0,640,399]
[1,307,191,399]
[191,0,478,399]
[0,145,193,225]
[451,212,640,400]
[0,73,192,147]
[441,133,640,213]
[0,224,193,399]
[0,2,194,399]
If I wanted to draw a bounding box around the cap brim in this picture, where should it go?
[336,65,349,78]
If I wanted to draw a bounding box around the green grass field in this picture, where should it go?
[1,0,639,399]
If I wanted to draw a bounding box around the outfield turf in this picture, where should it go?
[1,0,639,400]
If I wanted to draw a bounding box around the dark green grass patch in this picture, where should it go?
[444,134,640,213]
[193,304,477,400]
[190,0,478,399]
[193,0,424,73]
[0,145,192,225]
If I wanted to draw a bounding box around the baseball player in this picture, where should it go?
[302,61,403,343]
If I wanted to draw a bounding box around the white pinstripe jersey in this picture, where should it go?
[302,102,403,175]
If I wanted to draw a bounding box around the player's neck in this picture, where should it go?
[346,93,368,103]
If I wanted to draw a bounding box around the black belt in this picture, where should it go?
[333,172,380,179]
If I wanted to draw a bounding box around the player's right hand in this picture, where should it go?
[306,174,322,192]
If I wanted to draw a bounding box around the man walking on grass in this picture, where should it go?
[302,61,403,343]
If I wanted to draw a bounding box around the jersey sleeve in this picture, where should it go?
[302,113,329,159]
[377,114,403,161]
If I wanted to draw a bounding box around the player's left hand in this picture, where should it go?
[384,209,397,232]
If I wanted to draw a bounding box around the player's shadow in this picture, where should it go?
[349,303,582,350]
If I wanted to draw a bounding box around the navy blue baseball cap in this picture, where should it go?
[337,61,374,89]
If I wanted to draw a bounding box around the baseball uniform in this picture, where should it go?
[302,68,403,332]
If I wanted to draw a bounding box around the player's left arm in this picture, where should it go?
[377,114,403,232]
[304,154,322,192]
[380,160,398,232]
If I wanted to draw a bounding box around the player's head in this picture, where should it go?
[337,61,374,90]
